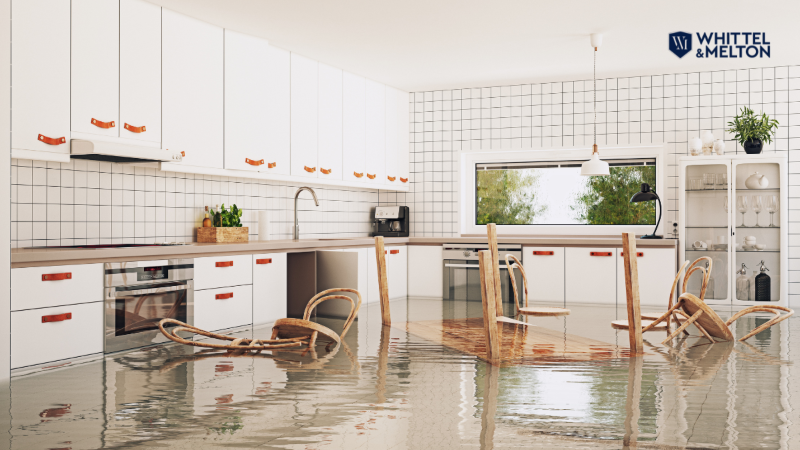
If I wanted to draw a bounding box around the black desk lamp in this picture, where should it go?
[630,183,662,239]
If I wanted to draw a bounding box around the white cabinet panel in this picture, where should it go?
[342,72,366,183]
[119,0,161,144]
[11,0,71,155]
[408,246,443,298]
[387,246,408,299]
[397,90,410,184]
[616,248,676,307]
[194,254,253,291]
[318,63,343,181]
[194,285,252,332]
[162,9,223,169]
[264,46,291,175]
[224,29,270,172]
[365,79,385,184]
[11,263,104,311]
[367,246,380,304]
[290,53,318,178]
[522,247,565,304]
[252,253,287,325]
[384,87,399,186]
[564,248,616,305]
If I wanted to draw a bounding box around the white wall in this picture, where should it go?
[1,0,10,380]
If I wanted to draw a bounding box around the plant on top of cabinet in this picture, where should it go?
[727,106,779,154]
[197,204,248,243]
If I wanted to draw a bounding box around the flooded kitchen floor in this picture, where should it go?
[2,297,800,449]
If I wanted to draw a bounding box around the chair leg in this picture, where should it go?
[307,330,319,350]
[662,309,704,345]
[642,301,684,333]
[739,312,794,341]
[271,328,280,340]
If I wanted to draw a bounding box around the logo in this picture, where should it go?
[669,32,692,58]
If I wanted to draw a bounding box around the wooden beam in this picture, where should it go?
[622,233,644,354]
[374,236,391,326]
[479,250,501,364]
[486,223,504,317]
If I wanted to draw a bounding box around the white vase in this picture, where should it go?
[713,139,725,155]
[689,137,703,156]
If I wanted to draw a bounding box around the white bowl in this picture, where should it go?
[754,244,766,251]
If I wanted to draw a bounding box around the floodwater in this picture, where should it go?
[2,297,800,449]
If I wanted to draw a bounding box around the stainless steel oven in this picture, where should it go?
[104,259,194,353]
[443,243,522,302]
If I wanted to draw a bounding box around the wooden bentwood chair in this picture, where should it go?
[505,255,570,317]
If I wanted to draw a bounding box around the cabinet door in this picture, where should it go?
[11,0,71,154]
[252,253,287,326]
[162,9,224,168]
[365,79,385,184]
[366,246,383,304]
[194,285,252,332]
[317,63,343,180]
[342,72,366,183]
[290,53,318,178]
[397,90,410,184]
[564,247,616,305]
[387,246,408,299]
[522,247,565,304]
[384,87,399,186]
[71,0,119,138]
[119,0,161,144]
[263,46,291,175]
[224,29,270,172]
[616,248,677,307]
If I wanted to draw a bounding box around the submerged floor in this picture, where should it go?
[2,298,800,449]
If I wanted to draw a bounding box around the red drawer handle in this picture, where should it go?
[215,293,233,300]
[38,134,66,145]
[367,173,376,180]
[246,158,264,166]
[354,172,363,178]
[400,177,408,183]
[256,258,272,265]
[124,123,145,133]
[387,176,396,182]
[320,168,331,175]
[267,162,276,169]
[389,249,400,254]
[620,252,644,257]
[215,261,233,267]
[590,252,612,257]
[42,313,72,323]
[304,166,316,173]
[91,118,115,129]
[180,151,186,157]
[532,251,554,256]
[42,272,72,281]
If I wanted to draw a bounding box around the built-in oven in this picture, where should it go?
[443,243,523,303]
[104,259,194,353]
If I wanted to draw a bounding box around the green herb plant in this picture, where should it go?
[727,106,779,146]
[210,204,243,227]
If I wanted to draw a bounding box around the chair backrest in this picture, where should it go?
[669,260,691,312]
[682,256,713,301]
[303,288,363,339]
[505,254,527,310]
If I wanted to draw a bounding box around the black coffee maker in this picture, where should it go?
[372,206,409,237]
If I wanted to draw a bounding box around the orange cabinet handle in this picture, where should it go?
[180,151,185,157]
[389,249,400,254]
[620,252,644,257]
[532,251,553,256]
[304,166,316,173]
[124,123,145,133]
[267,162,276,169]
[590,252,612,257]
[387,176,396,182]
[42,272,72,281]
[367,173,376,179]
[256,258,272,265]
[400,177,408,183]
[215,293,233,300]
[42,313,72,323]
[246,158,264,166]
[354,172,363,178]
[215,261,233,268]
[38,134,66,146]
[320,168,331,175]
[91,118,115,129]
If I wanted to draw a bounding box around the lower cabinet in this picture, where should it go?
[252,253,288,325]
[564,247,617,305]
[194,285,252,332]
[367,245,408,302]
[522,247,565,304]
[616,248,677,307]
[407,245,442,298]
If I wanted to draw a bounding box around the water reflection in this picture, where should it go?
[0,298,797,449]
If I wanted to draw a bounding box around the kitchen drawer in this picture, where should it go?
[616,248,677,307]
[522,247,565,304]
[387,246,408,299]
[194,254,253,290]
[11,263,103,311]
[253,253,287,325]
[564,247,617,305]
[194,285,252,332]
[11,301,103,369]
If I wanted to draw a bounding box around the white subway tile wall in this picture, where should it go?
[11,158,377,247]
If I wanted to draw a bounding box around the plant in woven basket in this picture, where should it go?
[210,204,243,227]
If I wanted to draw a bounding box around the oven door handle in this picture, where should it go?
[112,284,189,297]
[444,263,508,269]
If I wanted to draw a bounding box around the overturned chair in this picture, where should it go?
[505,254,570,317]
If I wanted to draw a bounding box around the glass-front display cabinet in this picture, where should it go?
[679,154,787,306]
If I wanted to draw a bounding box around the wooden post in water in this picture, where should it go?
[479,250,501,364]
[622,233,644,354]
[486,223,504,317]
[374,236,391,326]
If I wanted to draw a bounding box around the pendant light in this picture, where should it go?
[581,33,610,176]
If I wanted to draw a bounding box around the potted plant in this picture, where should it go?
[197,204,249,243]
[727,106,779,154]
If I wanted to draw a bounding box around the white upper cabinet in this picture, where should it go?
[71,0,119,138]
[397,90,410,185]
[224,30,270,172]
[317,63,343,181]
[11,0,71,158]
[119,0,161,144]
[162,9,224,169]
[290,54,319,178]
[384,87,398,185]
[263,46,291,175]
[342,72,366,182]
[365,79,385,184]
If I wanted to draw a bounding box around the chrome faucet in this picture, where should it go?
[293,186,319,240]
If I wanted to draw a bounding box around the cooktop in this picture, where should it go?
[27,243,191,249]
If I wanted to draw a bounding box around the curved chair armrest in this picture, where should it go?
[725,305,794,341]
[683,256,713,300]
[505,254,526,309]
[304,288,363,339]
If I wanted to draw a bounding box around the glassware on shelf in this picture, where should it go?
[736,195,748,227]
[703,173,716,190]
[755,260,771,302]
[766,195,779,227]
[690,178,703,190]
[715,173,727,190]
[723,196,728,213]
[736,263,750,300]
[751,195,763,227]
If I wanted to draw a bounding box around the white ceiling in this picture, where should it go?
[147,0,800,92]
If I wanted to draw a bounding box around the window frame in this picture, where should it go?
[460,145,666,236]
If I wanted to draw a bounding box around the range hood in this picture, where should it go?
[70,139,183,163]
